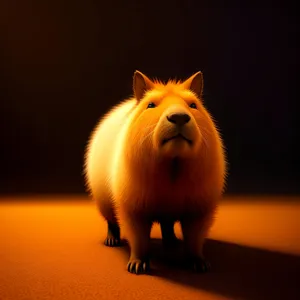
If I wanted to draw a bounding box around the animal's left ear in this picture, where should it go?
[181,71,203,98]
[133,70,155,101]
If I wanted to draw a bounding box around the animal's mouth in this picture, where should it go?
[162,134,192,145]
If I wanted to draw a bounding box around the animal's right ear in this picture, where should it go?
[181,71,204,99]
[133,70,154,101]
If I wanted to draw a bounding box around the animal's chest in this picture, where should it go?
[124,158,210,219]
[140,176,204,219]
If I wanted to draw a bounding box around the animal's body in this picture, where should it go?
[84,71,227,274]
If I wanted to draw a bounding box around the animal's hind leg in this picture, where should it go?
[95,194,121,247]
[104,221,121,247]
[160,220,179,247]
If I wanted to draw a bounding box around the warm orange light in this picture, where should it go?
[1,195,299,300]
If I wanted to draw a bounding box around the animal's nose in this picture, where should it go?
[167,113,191,126]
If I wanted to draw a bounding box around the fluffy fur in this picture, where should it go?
[84,71,227,274]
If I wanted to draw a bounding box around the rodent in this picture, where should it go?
[84,70,227,275]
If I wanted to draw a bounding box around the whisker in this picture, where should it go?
[196,124,212,136]
[139,128,155,147]
[142,123,156,132]
[200,127,213,136]
[202,136,209,150]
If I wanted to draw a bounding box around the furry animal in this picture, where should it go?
[84,70,227,275]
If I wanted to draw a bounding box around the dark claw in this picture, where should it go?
[191,257,211,273]
[127,259,149,275]
[104,237,121,247]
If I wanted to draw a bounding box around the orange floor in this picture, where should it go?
[1,195,300,300]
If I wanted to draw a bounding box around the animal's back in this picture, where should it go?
[85,99,136,210]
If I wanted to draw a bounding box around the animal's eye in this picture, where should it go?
[189,103,197,109]
[147,102,156,108]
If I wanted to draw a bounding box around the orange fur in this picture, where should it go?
[84,71,227,274]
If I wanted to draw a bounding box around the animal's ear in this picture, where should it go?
[181,71,203,98]
[133,70,155,101]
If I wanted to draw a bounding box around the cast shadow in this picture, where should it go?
[115,238,300,300]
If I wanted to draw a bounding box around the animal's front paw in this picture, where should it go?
[127,258,150,275]
[104,236,121,247]
[188,256,211,273]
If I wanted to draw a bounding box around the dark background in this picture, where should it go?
[0,1,299,195]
